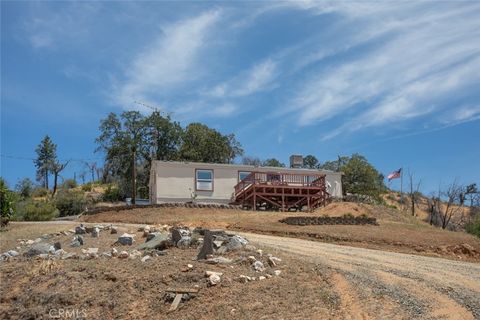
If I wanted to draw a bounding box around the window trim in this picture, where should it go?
[238,170,252,182]
[195,169,214,192]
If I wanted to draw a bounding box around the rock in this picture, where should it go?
[141,255,151,263]
[142,230,150,238]
[110,227,118,234]
[247,256,257,263]
[237,275,252,283]
[187,264,193,269]
[129,250,142,259]
[54,242,62,251]
[118,251,129,259]
[102,252,112,258]
[206,271,222,286]
[38,254,49,260]
[6,250,19,257]
[62,253,77,260]
[213,240,224,249]
[118,233,134,246]
[256,249,263,256]
[259,276,266,280]
[205,257,233,265]
[137,232,169,250]
[253,260,265,272]
[76,235,84,245]
[177,236,192,248]
[197,230,214,260]
[62,231,69,236]
[85,226,94,233]
[171,228,190,244]
[25,240,35,245]
[459,243,476,255]
[91,227,100,238]
[86,248,99,254]
[54,249,66,256]
[146,232,161,242]
[216,246,227,254]
[226,235,248,252]
[111,248,118,257]
[70,240,81,248]
[273,270,282,276]
[25,243,52,257]
[75,226,86,234]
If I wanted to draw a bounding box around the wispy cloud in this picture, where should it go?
[207,59,277,98]
[113,10,221,107]
[279,2,480,139]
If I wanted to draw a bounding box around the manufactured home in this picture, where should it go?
[149,158,342,211]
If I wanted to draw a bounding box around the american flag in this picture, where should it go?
[387,168,402,181]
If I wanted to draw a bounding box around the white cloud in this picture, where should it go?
[281,2,480,138]
[441,106,480,125]
[207,59,277,98]
[113,10,221,107]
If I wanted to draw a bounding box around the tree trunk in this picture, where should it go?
[52,172,59,196]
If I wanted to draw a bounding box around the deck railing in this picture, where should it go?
[234,171,326,195]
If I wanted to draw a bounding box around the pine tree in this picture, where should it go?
[34,135,57,190]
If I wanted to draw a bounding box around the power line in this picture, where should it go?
[1,154,104,162]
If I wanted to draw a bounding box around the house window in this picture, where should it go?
[238,171,251,182]
[196,169,213,191]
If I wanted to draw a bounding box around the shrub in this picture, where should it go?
[81,182,93,192]
[32,187,50,197]
[62,179,77,189]
[54,190,87,217]
[1,178,16,227]
[342,213,355,219]
[465,214,480,238]
[103,184,123,202]
[16,200,58,221]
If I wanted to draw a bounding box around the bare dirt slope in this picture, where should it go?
[240,232,480,320]
[81,205,480,262]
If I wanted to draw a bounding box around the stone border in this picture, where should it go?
[279,216,378,226]
[83,202,241,215]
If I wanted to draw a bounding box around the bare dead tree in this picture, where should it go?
[84,162,97,183]
[52,161,69,196]
[437,181,465,229]
[407,171,421,216]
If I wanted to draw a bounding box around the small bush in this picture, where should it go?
[62,179,77,189]
[54,190,87,217]
[32,187,50,197]
[103,184,123,202]
[16,200,58,221]
[1,178,16,227]
[81,182,93,192]
[465,215,480,238]
[342,212,355,219]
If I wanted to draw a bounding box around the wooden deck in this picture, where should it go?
[233,171,330,211]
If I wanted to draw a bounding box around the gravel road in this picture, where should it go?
[240,232,480,320]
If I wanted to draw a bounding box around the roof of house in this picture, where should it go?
[151,160,343,175]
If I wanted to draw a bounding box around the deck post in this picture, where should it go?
[253,188,256,211]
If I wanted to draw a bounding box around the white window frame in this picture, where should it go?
[195,169,214,191]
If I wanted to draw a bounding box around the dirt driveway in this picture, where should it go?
[240,232,480,320]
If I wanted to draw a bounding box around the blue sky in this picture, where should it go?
[1,1,479,194]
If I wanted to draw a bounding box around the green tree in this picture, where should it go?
[340,154,386,199]
[262,158,285,167]
[1,178,16,227]
[15,178,35,199]
[34,135,57,189]
[96,111,148,203]
[146,111,183,161]
[179,123,243,163]
[303,155,319,169]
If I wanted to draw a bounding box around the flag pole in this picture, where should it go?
[400,166,403,210]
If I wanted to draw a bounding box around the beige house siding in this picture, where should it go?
[149,161,343,204]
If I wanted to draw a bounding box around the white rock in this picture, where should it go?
[118,251,129,259]
[256,249,263,256]
[205,270,223,277]
[253,260,265,272]
[86,248,99,254]
[247,256,257,263]
[259,276,266,281]
[187,264,193,269]
[111,248,118,257]
[26,240,35,245]
[208,274,221,286]
[141,255,151,263]
[118,233,134,245]
[273,270,282,276]
[6,250,19,257]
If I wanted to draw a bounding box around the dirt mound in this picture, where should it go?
[314,202,370,217]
